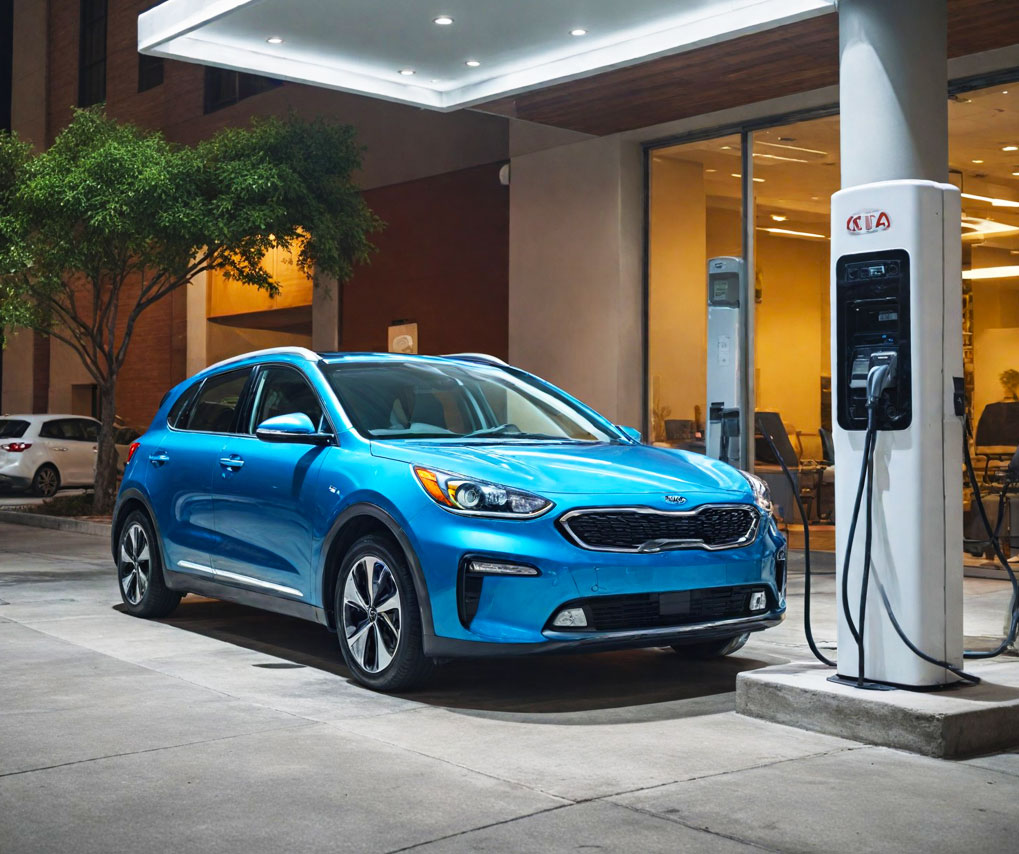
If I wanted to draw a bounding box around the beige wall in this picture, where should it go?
[48,339,95,414]
[648,159,707,438]
[1,330,35,414]
[508,135,644,427]
[206,324,313,367]
[970,246,1019,422]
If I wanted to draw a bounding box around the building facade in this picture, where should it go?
[2,0,1019,463]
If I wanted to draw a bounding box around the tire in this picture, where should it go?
[670,632,750,659]
[335,534,433,692]
[32,464,60,498]
[116,510,181,618]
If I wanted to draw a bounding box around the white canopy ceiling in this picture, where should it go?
[139,0,836,111]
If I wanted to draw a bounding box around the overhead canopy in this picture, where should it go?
[139,0,836,112]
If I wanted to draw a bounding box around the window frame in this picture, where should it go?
[172,368,254,436]
[242,363,335,438]
[77,0,107,107]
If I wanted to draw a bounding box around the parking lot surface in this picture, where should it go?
[1,521,1017,853]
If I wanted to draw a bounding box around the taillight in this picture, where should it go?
[1,442,31,452]
[126,442,141,463]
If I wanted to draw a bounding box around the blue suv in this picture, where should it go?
[113,348,785,690]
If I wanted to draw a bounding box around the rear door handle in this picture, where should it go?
[53,446,68,452]
[149,451,170,466]
[219,455,245,470]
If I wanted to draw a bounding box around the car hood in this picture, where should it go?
[369,440,751,497]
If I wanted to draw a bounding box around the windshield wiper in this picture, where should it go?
[462,424,578,441]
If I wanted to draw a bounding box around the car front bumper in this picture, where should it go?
[406,494,787,655]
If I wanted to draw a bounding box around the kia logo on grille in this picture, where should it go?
[665,495,687,505]
[846,209,891,234]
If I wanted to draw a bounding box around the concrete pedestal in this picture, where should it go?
[736,660,1019,758]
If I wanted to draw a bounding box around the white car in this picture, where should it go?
[0,414,100,497]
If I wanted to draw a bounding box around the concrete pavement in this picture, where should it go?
[1,521,1017,853]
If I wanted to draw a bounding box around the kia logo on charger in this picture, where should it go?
[846,209,891,234]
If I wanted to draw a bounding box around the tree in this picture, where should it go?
[0,108,381,514]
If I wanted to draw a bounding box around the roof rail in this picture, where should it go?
[442,352,509,367]
[204,346,320,373]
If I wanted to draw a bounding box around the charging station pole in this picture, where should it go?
[832,0,964,688]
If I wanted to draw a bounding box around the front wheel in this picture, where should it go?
[670,632,750,659]
[335,535,433,692]
[116,511,181,618]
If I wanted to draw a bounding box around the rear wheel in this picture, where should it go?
[32,464,60,498]
[335,534,432,692]
[116,510,181,618]
[670,632,750,659]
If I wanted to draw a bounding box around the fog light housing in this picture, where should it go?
[749,591,768,612]
[467,560,540,577]
[552,607,588,628]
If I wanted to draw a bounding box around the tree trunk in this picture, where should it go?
[92,380,119,516]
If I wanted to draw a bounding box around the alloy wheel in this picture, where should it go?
[119,522,151,605]
[342,555,402,673]
[36,468,58,497]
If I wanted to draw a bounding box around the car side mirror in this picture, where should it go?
[617,425,642,443]
[255,413,332,446]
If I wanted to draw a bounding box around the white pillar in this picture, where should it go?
[312,271,341,352]
[186,270,208,375]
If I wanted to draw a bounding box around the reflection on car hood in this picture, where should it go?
[369,440,751,497]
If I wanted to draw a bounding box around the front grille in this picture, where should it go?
[549,586,770,632]
[559,505,759,552]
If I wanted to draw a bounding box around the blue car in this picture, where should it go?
[113,348,785,691]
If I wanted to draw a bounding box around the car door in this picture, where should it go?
[146,368,251,578]
[37,419,81,484]
[210,364,330,599]
[70,418,99,484]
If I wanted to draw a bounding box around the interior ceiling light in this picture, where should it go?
[570,28,588,36]
[758,227,828,240]
[266,36,284,44]
[465,59,481,67]
[961,216,1019,239]
[399,68,415,76]
[753,152,809,163]
[961,192,1019,208]
[433,15,454,25]
[758,140,827,156]
[705,168,717,173]
[771,214,788,222]
[1013,171,1019,176]
[962,265,1019,280]
[1003,145,1019,151]
[731,172,741,178]
[972,159,984,164]
[752,177,765,183]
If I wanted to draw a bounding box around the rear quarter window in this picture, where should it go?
[0,419,29,439]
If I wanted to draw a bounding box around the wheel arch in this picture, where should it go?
[319,503,434,637]
[111,488,166,570]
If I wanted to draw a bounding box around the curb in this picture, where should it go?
[0,510,111,538]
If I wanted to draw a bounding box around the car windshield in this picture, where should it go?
[321,361,620,442]
[0,419,29,439]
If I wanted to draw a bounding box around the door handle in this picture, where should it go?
[219,456,245,470]
[53,446,68,452]
[148,451,170,466]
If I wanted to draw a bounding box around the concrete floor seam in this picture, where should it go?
[381,803,576,854]
[0,720,319,780]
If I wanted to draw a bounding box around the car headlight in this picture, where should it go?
[739,470,773,515]
[413,466,553,518]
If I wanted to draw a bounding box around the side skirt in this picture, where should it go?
[164,568,330,628]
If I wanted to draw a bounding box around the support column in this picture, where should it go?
[839,0,947,186]
[185,270,208,375]
[312,270,341,352]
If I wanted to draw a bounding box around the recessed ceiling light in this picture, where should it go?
[570,28,588,37]
[972,159,984,164]
[705,168,717,173]
[399,68,415,76]
[962,265,1019,280]
[721,145,733,150]
[433,15,454,25]
[1013,171,1019,176]
[266,36,284,44]
[752,177,765,183]
[731,173,741,178]
[759,227,828,240]
[962,192,1019,208]
[771,214,788,222]
[1003,90,1010,95]
[1003,145,1018,151]
[465,59,481,67]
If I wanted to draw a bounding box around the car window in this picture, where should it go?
[167,380,202,428]
[248,366,326,433]
[39,419,74,439]
[0,419,29,439]
[183,369,250,433]
[76,420,99,442]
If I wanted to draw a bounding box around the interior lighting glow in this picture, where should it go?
[758,227,828,240]
[433,15,454,25]
[757,140,827,156]
[961,192,1019,208]
[266,36,284,44]
[770,214,788,222]
[399,68,415,75]
[971,159,984,164]
[465,59,481,67]
[1003,145,1019,152]
[731,172,741,178]
[962,266,1019,280]
[753,152,809,163]
[752,177,765,183]
[570,28,588,36]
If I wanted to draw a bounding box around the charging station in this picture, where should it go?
[831,179,964,688]
[706,256,743,462]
